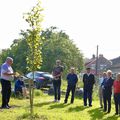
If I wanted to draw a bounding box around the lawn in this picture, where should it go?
[0,89,120,120]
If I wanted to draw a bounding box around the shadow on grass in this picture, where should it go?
[48,103,71,110]
[67,105,88,112]
[103,115,119,120]
[0,105,21,110]
[34,101,53,107]
[88,107,105,120]
[87,107,120,120]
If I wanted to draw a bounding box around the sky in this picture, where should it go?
[0,0,120,60]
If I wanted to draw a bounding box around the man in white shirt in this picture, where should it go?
[1,57,15,109]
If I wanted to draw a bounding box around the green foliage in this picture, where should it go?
[0,39,28,74]
[34,89,43,96]
[23,0,43,72]
[41,27,84,76]
[0,26,84,76]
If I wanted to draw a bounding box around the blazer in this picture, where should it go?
[83,73,95,90]
[102,77,114,95]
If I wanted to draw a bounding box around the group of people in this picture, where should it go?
[52,59,120,116]
[0,57,120,116]
[99,70,120,115]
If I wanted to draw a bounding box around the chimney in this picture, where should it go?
[99,54,103,58]
[92,54,95,59]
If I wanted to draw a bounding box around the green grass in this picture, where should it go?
[0,90,120,120]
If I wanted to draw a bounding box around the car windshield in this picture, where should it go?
[26,71,53,79]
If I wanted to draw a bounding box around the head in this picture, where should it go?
[86,67,91,74]
[56,60,61,66]
[6,57,13,66]
[107,70,112,78]
[102,72,107,78]
[70,67,75,74]
[116,73,120,81]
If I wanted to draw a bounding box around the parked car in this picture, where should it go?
[26,71,53,89]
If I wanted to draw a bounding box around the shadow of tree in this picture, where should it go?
[48,103,70,109]
[88,108,107,120]
[34,101,53,107]
[67,106,88,112]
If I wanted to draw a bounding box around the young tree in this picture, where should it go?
[23,0,43,115]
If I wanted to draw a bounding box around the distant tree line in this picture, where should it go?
[0,26,84,77]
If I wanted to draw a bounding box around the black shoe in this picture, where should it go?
[64,101,67,104]
[107,111,110,113]
[89,105,92,107]
[114,113,118,115]
[7,105,11,108]
[103,110,106,112]
[1,106,9,109]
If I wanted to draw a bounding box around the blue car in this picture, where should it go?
[26,71,53,89]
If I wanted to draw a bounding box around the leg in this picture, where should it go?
[1,79,8,107]
[114,94,118,114]
[83,88,87,106]
[57,80,61,101]
[107,95,111,113]
[53,80,57,101]
[71,85,76,103]
[99,87,103,108]
[64,85,71,103]
[103,94,107,112]
[88,90,92,106]
[6,82,11,106]
[117,94,120,114]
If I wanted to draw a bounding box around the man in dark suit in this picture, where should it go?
[102,70,114,113]
[83,67,95,107]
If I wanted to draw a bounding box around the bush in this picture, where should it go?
[34,89,43,96]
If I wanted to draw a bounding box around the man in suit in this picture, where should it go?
[83,67,95,107]
[102,70,114,113]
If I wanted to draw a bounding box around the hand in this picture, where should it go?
[14,72,20,77]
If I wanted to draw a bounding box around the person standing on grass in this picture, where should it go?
[83,67,95,107]
[102,70,114,113]
[52,60,63,102]
[1,57,15,109]
[113,73,120,115]
[98,72,107,108]
[64,67,78,104]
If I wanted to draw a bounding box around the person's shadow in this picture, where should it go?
[48,103,71,110]
[88,108,119,120]
[34,101,53,107]
[67,105,89,112]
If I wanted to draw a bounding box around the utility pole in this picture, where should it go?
[95,45,98,75]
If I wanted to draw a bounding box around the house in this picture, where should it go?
[108,56,120,74]
[84,54,112,75]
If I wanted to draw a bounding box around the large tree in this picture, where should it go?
[41,27,84,75]
[0,27,84,76]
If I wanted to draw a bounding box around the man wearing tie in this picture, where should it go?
[83,67,95,107]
